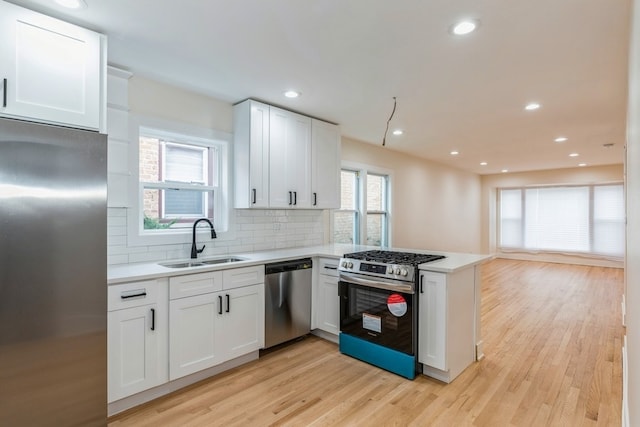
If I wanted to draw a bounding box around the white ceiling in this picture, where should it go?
[12,0,632,175]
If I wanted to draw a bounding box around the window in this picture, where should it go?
[131,119,231,242]
[333,166,391,247]
[498,184,624,258]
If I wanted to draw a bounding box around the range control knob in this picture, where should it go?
[341,261,348,268]
[400,268,408,277]
[386,266,394,274]
[393,267,401,275]
[347,262,354,269]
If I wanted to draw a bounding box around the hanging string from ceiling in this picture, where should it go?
[382,96,397,147]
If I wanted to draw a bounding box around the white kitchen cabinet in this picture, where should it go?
[169,292,222,380]
[0,0,105,130]
[220,284,265,360]
[234,100,270,208]
[418,269,475,383]
[311,120,341,209]
[108,279,168,403]
[314,258,340,335]
[269,106,312,208]
[234,100,340,210]
[169,266,264,381]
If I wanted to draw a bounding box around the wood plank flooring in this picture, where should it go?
[108,259,624,426]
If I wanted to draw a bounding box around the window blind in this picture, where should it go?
[499,184,624,258]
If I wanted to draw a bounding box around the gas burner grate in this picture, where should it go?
[343,250,445,266]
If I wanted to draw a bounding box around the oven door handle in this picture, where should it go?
[339,272,414,294]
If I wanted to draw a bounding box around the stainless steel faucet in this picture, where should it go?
[191,218,217,259]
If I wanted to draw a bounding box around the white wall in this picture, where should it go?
[106,74,324,265]
[625,1,640,424]
[341,137,483,254]
[480,165,624,267]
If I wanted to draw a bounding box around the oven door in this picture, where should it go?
[339,275,416,355]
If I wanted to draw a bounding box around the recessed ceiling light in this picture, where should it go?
[451,20,478,35]
[524,102,541,111]
[284,90,300,98]
[578,163,587,167]
[480,162,488,166]
[54,0,87,9]
[569,153,579,157]
[450,150,459,155]
[392,129,403,136]
[554,137,568,143]
[501,169,509,173]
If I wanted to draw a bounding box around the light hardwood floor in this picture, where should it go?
[108,259,624,426]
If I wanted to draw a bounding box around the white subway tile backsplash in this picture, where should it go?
[107,207,324,265]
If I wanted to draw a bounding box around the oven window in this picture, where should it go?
[340,281,415,355]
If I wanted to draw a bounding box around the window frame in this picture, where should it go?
[128,115,233,247]
[497,182,624,259]
[333,162,392,247]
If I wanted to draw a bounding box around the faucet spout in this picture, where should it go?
[191,218,216,259]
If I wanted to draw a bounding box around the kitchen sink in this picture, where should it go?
[159,256,246,268]
[200,256,246,264]
[160,261,207,268]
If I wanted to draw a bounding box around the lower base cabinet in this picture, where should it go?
[169,284,264,380]
[418,268,475,383]
[108,279,168,403]
[314,258,340,335]
[168,266,265,381]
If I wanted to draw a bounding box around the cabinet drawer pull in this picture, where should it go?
[121,290,147,299]
[420,275,424,294]
[294,191,297,205]
[218,295,223,315]
[324,266,337,270]
[150,308,155,331]
[226,294,230,313]
[288,191,293,205]
[252,188,257,204]
[2,78,6,108]
[313,192,317,206]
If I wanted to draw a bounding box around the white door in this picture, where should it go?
[219,284,265,360]
[0,1,102,129]
[248,101,270,207]
[108,304,161,402]
[169,293,221,380]
[269,107,311,208]
[418,271,447,371]
[311,119,341,209]
[317,275,340,335]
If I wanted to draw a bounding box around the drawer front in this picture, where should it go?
[318,257,339,277]
[169,271,223,300]
[223,265,265,290]
[108,280,159,311]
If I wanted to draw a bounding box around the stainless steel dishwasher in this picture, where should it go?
[264,258,312,348]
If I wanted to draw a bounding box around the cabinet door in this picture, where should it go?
[108,304,163,402]
[0,1,102,129]
[418,271,447,371]
[311,120,341,209]
[316,274,340,335]
[169,293,221,380]
[220,284,265,360]
[269,107,311,208]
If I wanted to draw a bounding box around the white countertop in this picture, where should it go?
[107,244,493,285]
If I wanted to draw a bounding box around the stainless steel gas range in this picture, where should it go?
[338,250,445,379]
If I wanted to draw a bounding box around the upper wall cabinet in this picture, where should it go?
[269,106,312,208]
[0,1,105,131]
[233,99,340,209]
[234,100,270,208]
[311,119,341,209]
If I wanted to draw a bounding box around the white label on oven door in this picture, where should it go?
[387,294,407,317]
[362,313,382,333]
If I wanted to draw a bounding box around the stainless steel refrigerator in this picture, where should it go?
[0,117,107,426]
